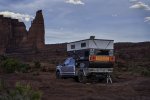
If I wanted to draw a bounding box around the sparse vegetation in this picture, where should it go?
[114,60,150,77]
[141,68,150,77]
[0,79,6,92]
[18,63,30,73]
[0,58,21,73]
[34,61,41,69]
[0,81,42,100]
[0,55,8,61]
[0,56,30,73]
[32,61,41,75]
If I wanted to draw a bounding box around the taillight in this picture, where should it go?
[109,56,115,62]
[89,55,96,61]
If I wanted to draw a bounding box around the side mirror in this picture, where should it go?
[62,64,65,66]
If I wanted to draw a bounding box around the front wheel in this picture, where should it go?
[78,71,88,83]
[56,71,61,79]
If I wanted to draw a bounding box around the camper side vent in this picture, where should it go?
[81,43,86,48]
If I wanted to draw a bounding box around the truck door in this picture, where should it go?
[67,58,75,76]
[61,58,75,76]
[61,58,70,75]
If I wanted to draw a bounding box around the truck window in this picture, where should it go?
[64,58,75,66]
[64,58,70,65]
[69,58,75,66]
[95,50,109,55]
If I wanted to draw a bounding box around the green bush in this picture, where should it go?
[0,58,30,73]
[0,58,20,73]
[127,64,150,77]
[0,82,42,100]
[34,61,41,69]
[141,68,150,77]
[18,64,30,73]
[0,79,6,92]
[0,55,8,61]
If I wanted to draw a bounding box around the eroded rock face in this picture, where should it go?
[28,10,45,49]
[0,10,45,54]
[0,16,27,53]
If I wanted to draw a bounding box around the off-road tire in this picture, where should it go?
[78,71,87,83]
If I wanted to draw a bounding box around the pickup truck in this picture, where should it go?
[56,37,115,83]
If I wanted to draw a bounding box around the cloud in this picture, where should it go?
[144,17,150,22]
[0,11,34,22]
[130,1,150,10]
[129,0,137,3]
[112,14,118,17]
[65,0,84,5]
[129,1,150,23]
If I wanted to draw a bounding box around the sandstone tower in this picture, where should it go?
[28,10,45,49]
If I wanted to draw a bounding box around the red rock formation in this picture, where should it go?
[28,10,45,49]
[0,10,45,54]
[0,16,16,53]
[8,19,28,49]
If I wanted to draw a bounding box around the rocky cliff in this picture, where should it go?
[28,10,45,49]
[0,10,45,54]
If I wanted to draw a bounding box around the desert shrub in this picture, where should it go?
[0,79,6,92]
[0,58,30,73]
[0,82,42,100]
[18,64,30,73]
[49,59,61,65]
[0,58,20,73]
[32,71,40,76]
[41,66,50,72]
[127,63,150,77]
[31,61,41,75]
[34,61,41,69]
[141,68,150,77]
[0,55,8,61]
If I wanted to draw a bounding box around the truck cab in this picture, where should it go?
[56,57,75,78]
[56,36,115,83]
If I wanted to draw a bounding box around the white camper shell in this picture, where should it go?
[67,39,114,52]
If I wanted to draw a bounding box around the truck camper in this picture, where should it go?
[56,36,115,83]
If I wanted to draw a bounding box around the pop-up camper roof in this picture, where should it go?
[67,37,114,51]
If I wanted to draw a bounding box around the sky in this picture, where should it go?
[0,0,150,44]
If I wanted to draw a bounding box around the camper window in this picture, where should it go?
[71,45,75,49]
[81,43,86,48]
[95,50,109,55]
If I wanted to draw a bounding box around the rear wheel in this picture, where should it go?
[56,71,61,79]
[78,71,87,83]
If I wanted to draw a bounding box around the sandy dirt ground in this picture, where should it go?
[0,72,150,100]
